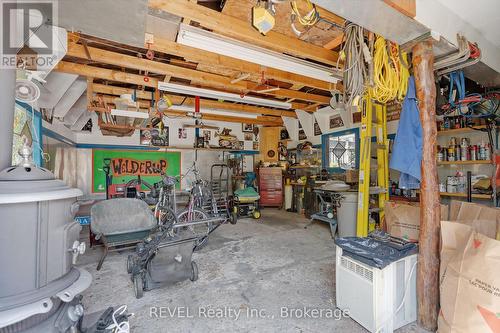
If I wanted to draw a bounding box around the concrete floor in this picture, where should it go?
[78,209,423,333]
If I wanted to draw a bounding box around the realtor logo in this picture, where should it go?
[1,0,57,68]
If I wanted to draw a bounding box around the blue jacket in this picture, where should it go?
[389,76,422,189]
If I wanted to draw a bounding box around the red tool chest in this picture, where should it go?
[258,167,283,207]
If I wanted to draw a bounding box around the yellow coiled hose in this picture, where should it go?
[370,35,409,103]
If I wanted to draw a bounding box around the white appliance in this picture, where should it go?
[335,246,417,332]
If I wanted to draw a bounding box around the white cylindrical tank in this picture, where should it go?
[337,192,358,237]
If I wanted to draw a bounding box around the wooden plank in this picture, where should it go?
[148,0,338,65]
[92,84,155,100]
[383,0,416,18]
[86,77,93,109]
[56,61,159,88]
[222,0,344,47]
[413,41,439,331]
[92,83,297,118]
[95,96,151,109]
[93,106,282,127]
[67,42,245,91]
[259,127,280,162]
[151,36,334,91]
[67,42,330,104]
[323,34,344,50]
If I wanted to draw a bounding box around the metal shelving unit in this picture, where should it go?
[436,125,497,206]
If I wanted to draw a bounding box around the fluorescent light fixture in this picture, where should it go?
[110,109,149,119]
[168,105,259,119]
[158,82,291,109]
[177,24,340,83]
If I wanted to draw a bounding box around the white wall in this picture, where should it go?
[76,117,255,148]
[283,107,399,148]
[415,0,500,74]
[74,117,258,199]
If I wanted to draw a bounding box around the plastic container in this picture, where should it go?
[337,192,358,237]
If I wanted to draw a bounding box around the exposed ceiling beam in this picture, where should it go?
[56,61,159,88]
[148,0,338,66]
[92,83,297,118]
[92,84,155,100]
[151,36,335,91]
[96,95,152,109]
[323,34,344,50]
[66,42,330,104]
[93,107,282,126]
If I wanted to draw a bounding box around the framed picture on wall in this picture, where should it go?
[242,123,254,132]
[140,128,169,146]
[140,129,152,145]
[203,130,211,141]
[178,128,187,139]
[329,113,345,130]
[314,119,322,136]
[244,132,253,141]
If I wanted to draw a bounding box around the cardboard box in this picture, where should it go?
[384,201,449,242]
[449,200,500,239]
[345,169,359,183]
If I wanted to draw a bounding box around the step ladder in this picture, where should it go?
[356,95,390,237]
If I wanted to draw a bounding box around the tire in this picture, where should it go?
[194,235,209,251]
[133,275,144,299]
[127,255,134,274]
[230,211,238,224]
[158,207,178,228]
[190,261,199,282]
[176,208,211,237]
[253,210,261,219]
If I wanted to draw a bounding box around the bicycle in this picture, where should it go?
[152,168,180,229]
[175,162,213,247]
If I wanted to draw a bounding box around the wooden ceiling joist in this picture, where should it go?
[148,0,339,66]
[92,83,155,100]
[56,61,159,88]
[91,83,297,118]
[66,42,330,104]
[151,37,334,91]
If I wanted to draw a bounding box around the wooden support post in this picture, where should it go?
[412,41,439,331]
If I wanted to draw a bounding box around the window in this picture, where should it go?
[322,128,359,172]
[12,102,42,166]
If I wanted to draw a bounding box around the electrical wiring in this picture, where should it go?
[370,36,409,103]
[290,0,319,26]
[338,23,368,108]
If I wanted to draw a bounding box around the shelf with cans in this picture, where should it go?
[435,115,497,204]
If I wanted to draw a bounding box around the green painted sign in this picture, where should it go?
[92,149,181,193]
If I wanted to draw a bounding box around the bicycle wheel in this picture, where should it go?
[158,207,178,228]
[176,208,211,237]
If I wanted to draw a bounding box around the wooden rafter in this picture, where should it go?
[151,36,334,91]
[323,34,344,50]
[92,83,297,118]
[148,0,338,65]
[66,41,331,104]
[94,107,282,127]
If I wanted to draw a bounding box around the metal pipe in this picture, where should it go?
[467,171,472,202]
[171,217,225,228]
[0,68,16,170]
